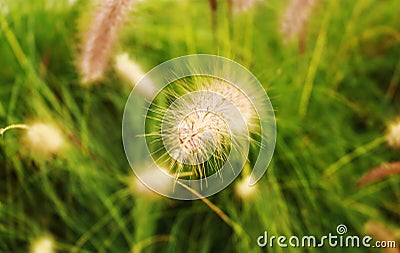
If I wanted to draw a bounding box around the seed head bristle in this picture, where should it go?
[204,79,257,127]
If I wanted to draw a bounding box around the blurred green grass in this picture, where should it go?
[0,0,399,252]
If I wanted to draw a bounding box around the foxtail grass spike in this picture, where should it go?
[357,162,400,187]
[79,0,133,85]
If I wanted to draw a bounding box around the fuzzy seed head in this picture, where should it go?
[27,123,64,154]
[149,77,254,179]
[79,0,133,84]
[205,80,256,126]
[162,91,232,167]
[281,0,316,42]
[115,53,145,85]
[386,119,400,148]
[30,236,55,253]
[114,53,157,97]
[235,175,257,199]
[129,166,170,198]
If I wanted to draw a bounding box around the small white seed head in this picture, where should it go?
[386,119,400,149]
[115,53,145,85]
[235,175,257,199]
[30,235,55,253]
[129,166,170,199]
[114,53,157,97]
[26,123,64,155]
[204,80,256,126]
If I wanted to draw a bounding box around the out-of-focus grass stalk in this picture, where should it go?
[324,136,386,177]
[298,0,333,118]
[175,180,250,248]
[130,235,170,253]
[386,57,400,100]
[0,12,62,114]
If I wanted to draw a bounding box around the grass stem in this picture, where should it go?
[0,124,29,136]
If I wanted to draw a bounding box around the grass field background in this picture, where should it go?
[0,0,399,252]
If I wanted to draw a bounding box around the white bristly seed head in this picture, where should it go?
[386,118,400,149]
[235,175,257,199]
[150,77,256,179]
[114,53,157,97]
[30,235,55,253]
[129,166,170,199]
[204,79,257,126]
[26,123,64,155]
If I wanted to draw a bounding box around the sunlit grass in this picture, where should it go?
[0,0,399,252]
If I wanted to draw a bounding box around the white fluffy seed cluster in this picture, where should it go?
[129,166,170,199]
[205,80,256,126]
[161,79,254,169]
[26,123,64,154]
[115,53,145,85]
[30,235,55,253]
[162,94,229,166]
[177,111,227,158]
[386,119,400,149]
[234,175,257,199]
[114,53,157,97]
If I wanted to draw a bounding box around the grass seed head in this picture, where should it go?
[386,118,400,149]
[148,77,256,180]
[129,166,171,199]
[26,123,64,155]
[280,0,316,43]
[79,0,133,84]
[30,235,55,253]
[115,53,145,86]
[114,53,157,97]
[235,175,257,199]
